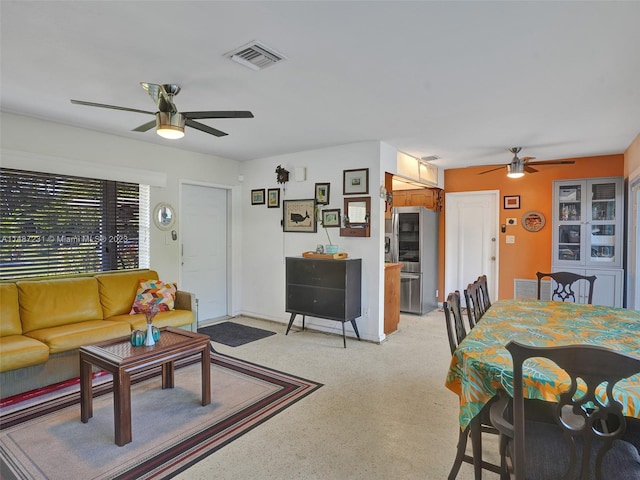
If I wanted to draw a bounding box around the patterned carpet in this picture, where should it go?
[0,350,322,479]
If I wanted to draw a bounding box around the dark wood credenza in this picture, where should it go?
[285,257,362,347]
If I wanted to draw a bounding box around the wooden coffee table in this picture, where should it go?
[80,327,211,446]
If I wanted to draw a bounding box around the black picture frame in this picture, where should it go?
[503,195,520,209]
[322,209,341,228]
[267,188,280,208]
[283,199,317,232]
[343,168,369,195]
[251,189,265,205]
[315,183,330,205]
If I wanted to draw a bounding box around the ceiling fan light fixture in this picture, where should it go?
[507,161,525,178]
[156,112,185,139]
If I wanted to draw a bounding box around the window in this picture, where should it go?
[0,168,149,280]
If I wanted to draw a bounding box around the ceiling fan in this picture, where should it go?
[71,82,253,139]
[479,147,575,178]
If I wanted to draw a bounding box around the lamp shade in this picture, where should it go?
[156,112,185,139]
[507,160,525,178]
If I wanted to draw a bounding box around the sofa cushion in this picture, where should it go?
[130,279,177,314]
[25,320,131,354]
[107,309,194,331]
[17,278,104,333]
[1,283,22,337]
[0,335,49,372]
[96,269,158,318]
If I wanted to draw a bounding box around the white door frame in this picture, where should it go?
[179,180,232,322]
[444,190,500,303]
[628,167,640,310]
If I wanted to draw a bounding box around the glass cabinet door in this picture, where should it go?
[589,182,617,264]
[556,183,583,264]
[553,178,622,269]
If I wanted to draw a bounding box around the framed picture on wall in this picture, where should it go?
[315,183,330,205]
[503,195,520,209]
[283,199,317,232]
[322,209,341,227]
[267,188,280,208]
[343,168,369,195]
[251,189,265,205]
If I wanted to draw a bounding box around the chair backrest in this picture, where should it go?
[463,282,482,328]
[536,271,597,304]
[443,291,466,355]
[477,274,491,310]
[506,341,640,480]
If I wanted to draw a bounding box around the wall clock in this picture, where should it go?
[522,211,546,232]
[275,165,290,184]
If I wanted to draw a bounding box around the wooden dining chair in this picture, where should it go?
[490,341,640,480]
[536,271,597,304]
[444,291,501,479]
[463,282,483,328]
[443,291,467,355]
[476,275,491,311]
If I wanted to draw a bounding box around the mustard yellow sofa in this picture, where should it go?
[0,269,196,398]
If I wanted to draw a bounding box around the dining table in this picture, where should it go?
[445,298,640,431]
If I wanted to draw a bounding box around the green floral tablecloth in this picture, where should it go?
[445,299,640,429]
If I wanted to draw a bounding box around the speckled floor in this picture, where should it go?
[175,309,500,480]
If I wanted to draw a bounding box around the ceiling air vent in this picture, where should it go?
[225,41,286,71]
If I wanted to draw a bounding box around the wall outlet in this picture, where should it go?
[506,235,515,244]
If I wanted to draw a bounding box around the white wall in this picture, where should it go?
[0,112,244,313]
[239,141,388,342]
[1,113,396,339]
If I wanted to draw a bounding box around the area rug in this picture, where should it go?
[198,321,277,347]
[0,352,321,480]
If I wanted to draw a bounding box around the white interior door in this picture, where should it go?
[181,184,228,324]
[445,190,499,305]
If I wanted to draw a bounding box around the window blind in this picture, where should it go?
[0,168,144,280]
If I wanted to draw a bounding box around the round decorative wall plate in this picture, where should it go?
[522,211,546,232]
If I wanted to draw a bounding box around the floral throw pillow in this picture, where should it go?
[130,279,177,314]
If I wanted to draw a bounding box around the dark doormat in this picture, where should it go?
[198,321,277,347]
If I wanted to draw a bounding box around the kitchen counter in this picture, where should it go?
[384,263,403,335]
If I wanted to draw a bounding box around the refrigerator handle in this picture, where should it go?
[391,211,399,263]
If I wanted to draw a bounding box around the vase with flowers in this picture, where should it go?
[142,303,159,346]
[323,215,339,254]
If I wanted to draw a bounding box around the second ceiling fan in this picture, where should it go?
[479,147,574,178]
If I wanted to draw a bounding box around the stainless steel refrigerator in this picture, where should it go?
[385,206,439,314]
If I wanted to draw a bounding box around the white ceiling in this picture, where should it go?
[2,1,639,170]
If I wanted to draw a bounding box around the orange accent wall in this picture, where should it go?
[438,154,624,301]
[625,133,640,177]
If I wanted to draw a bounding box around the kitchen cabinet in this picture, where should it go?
[384,263,402,335]
[551,177,624,307]
[392,188,442,212]
[285,257,361,347]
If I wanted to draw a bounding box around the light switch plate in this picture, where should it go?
[506,217,517,226]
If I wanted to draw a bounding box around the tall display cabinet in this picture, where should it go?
[551,177,624,307]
